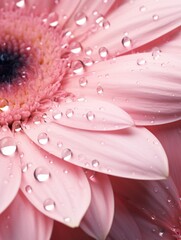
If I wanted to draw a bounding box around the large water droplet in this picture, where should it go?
[38,133,49,145]
[75,12,87,26]
[34,167,51,182]
[43,199,55,211]
[0,137,17,156]
[62,148,73,160]
[92,159,100,167]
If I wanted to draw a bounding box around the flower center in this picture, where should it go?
[0,6,67,126]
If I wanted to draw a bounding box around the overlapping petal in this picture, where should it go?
[82,0,181,59]
[81,173,114,239]
[23,121,168,180]
[63,53,181,125]
[0,127,21,213]
[16,132,91,227]
[0,191,53,240]
[48,98,134,131]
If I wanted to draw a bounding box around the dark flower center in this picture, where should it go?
[0,50,25,84]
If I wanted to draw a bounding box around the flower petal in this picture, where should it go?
[0,191,53,240]
[112,177,181,229]
[82,0,181,60]
[16,132,91,227]
[48,98,134,131]
[63,53,181,125]
[81,173,114,240]
[107,198,142,240]
[23,122,168,180]
[0,126,21,213]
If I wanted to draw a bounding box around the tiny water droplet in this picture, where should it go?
[0,98,9,112]
[97,86,104,95]
[12,121,22,132]
[38,133,49,145]
[66,109,74,118]
[75,12,87,26]
[43,199,55,211]
[159,231,164,237]
[122,36,132,48]
[86,111,95,121]
[137,58,146,66]
[62,148,73,160]
[57,141,63,148]
[92,159,100,167]
[152,14,159,21]
[21,164,28,173]
[152,47,161,60]
[0,137,17,156]
[102,19,110,29]
[34,167,51,182]
[79,77,88,87]
[85,47,93,56]
[64,217,71,223]
[139,5,146,12]
[25,185,32,193]
[63,169,69,174]
[99,47,108,58]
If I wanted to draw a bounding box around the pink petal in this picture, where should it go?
[26,0,56,14]
[48,98,134,131]
[149,121,181,195]
[81,173,114,239]
[112,177,181,229]
[16,132,91,227]
[0,191,53,240]
[23,121,168,180]
[0,126,21,213]
[107,198,142,240]
[82,0,181,60]
[63,53,181,125]
[51,221,94,240]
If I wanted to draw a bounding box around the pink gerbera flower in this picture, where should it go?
[0,0,180,239]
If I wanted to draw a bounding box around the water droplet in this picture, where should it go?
[137,58,146,66]
[152,47,161,60]
[64,217,71,223]
[25,185,32,193]
[95,15,104,26]
[21,164,28,173]
[102,19,110,29]
[97,86,104,95]
[34,167,51,182]
[79,77,88,87]
[66,109,74,118]
[71,60,84,74]
[12,121,22,132]
[86,111,95,121]
[38,133,49,145]
[52,111,62,120]
[33,115,42,125]
[16,0,25,8]
[139,5,146,12]
[99,47,108,58]
[122,36,132,48]
[0,137,17,156]
[85,47,93,56]
[43,199,55,211]
[62,148,72,160]
[70,41,82,54]
[57,140,63,148]
[75,12,87,26]
[159,231,164,237]
[83,57,94,67]
[63,169,69,174]
[92,159,100,167]
[152,14,159,21]
[0,98,9,112]
[48,12,59,27]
